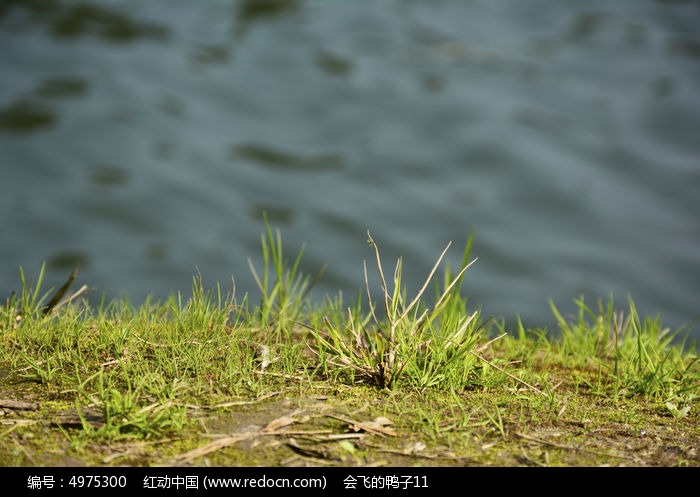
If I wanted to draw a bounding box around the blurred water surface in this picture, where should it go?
[1,0,699,337]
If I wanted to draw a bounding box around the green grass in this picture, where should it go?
[0,220,698,466]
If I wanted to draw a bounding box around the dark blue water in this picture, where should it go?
[2,0,699,339]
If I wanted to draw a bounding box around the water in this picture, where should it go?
[1,0,699,339]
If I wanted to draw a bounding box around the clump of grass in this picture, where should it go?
[310,231,488,390]
[550,297,699,402]
[76,370,188,440]
[247,213,326,341]
[5,263,51,320]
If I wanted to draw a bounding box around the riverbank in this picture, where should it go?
[1,228,698,467]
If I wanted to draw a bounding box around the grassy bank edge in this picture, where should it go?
[1,224,698,466]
